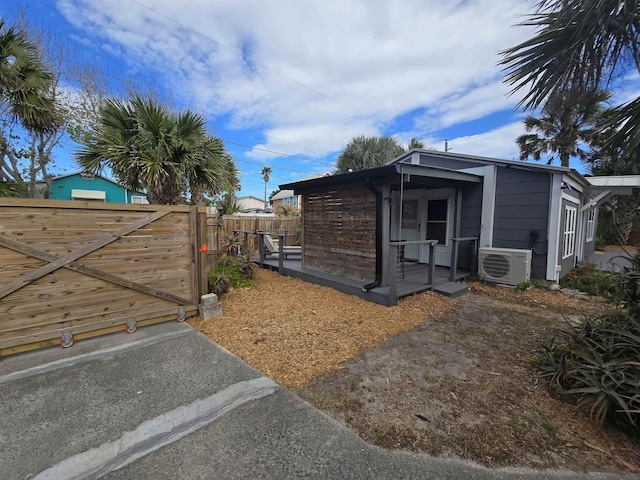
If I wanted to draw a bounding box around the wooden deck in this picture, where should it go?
[260,256,468,306]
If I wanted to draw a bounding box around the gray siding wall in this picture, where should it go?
[457,182,483,270]
[460,182,482,238]
[493,167,550,279]
[419,154,481,170]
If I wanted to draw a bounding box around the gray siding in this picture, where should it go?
[457,182,483,270]
[460,182,482,238]
[493,167,550,279]
[419,154,481,170]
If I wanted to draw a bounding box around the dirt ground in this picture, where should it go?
[191,269,640,473]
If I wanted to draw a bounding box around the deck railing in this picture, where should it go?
[388,239,438,304]
[450,237,479,281]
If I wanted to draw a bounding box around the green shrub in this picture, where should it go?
[208,253,256,296]
[559,263,619,298]
[537,311,640,430]
[538,247,640,432]
[515,281,531,293]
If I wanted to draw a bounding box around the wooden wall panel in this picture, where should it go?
[302,182,376,282]
[0,199,199,352]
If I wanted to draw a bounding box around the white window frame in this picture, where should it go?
[131,195,149,204]
[585,208,596,242]
[563,205,577,259]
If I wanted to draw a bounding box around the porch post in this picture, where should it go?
[278,234,284,274]
[428,241,437,286]
[258,232,265,265]
[479,165,496,248]
[388,243,397,305]
[450,188,463,281]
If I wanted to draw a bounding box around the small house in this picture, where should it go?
[236,195,268,214]
[49,172,148,204]
[272,172,331,214]
[278,149,639,305]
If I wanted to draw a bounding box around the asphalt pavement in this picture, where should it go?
[0,321,636,480]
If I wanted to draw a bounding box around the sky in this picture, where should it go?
[3,0,639,200]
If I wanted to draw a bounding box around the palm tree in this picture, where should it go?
[517,89,611,167]
[76,95,238,204]
[335,135,405,174]
[500,0,640,152]
[0,19,56,131]
[261,166,271,211]
[407,138,425,149]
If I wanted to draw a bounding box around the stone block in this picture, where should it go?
[199,293,223,320]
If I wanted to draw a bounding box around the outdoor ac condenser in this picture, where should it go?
[478,247,531,286]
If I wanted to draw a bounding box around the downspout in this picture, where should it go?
[363,177,383,291]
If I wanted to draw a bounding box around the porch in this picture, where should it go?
[259,255,470,307]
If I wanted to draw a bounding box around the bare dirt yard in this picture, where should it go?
[190,269,640,474]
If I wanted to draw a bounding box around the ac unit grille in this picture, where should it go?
[482,254,511,279]
[478,247,532,286]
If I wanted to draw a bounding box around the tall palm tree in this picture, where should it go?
[501,0,640,152]
[76,95,238,204]
[335,135,405,174]
[517,89,611,167]
[0,19,56,131]
[261,166,271,211]
[407,138,425,149]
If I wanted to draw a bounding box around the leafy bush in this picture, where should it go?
[560,263,618,298]
[208,252,256,296]
[538,247,640,431]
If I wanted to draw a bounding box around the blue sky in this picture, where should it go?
[3,0,639,200]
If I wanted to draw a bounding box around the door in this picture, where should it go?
[392,189,454,267]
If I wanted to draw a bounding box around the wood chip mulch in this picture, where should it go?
[189,268,454,389]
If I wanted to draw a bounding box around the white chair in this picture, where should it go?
[263,235,301,259]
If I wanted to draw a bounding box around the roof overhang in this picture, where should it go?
[581,175,640,211]
[280,163,481,193]
[394,163,482,183]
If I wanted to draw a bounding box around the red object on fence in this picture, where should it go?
[199,243,209,253]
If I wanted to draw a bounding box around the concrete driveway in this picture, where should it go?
[0,322,635,480]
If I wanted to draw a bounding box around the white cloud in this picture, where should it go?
[443,122,527,161]
[55,0,537,162]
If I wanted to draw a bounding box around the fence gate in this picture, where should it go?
[0,199,200,354]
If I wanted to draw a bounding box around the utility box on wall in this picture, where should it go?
[478,247,531,286]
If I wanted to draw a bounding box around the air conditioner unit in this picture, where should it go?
[478,247,531,286]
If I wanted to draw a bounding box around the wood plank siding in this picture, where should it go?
[493,168,550,279]
[0,199,199,352]
[302,182,376,282]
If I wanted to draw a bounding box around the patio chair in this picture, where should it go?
[263,234,301,259]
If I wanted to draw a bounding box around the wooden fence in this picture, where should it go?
[201,214,301,273]
[0,199,201,354]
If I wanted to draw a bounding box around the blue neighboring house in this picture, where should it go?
[49,171,148,204]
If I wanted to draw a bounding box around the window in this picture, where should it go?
[563,205,577,258]
[131,195,149,204]
[426,199,448,244]
[586,208,596,242]
[292,196,298,207]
